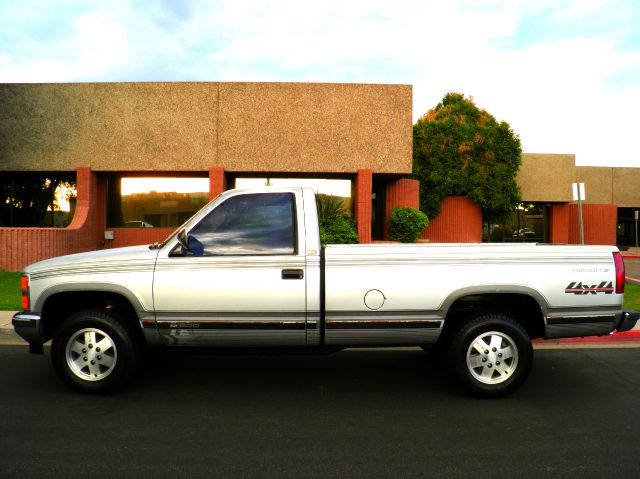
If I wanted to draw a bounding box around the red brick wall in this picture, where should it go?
[568,203,617,245]
[354,169,372,243]
[420,196,482,243]
[0,167,102,271]
[384,178,419,239]
[0,166,230,271]
[550,203,569,244]
[106,228,176,249]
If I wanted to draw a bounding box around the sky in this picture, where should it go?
[1,0,639,168]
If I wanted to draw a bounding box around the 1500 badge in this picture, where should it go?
[565,281,614,295]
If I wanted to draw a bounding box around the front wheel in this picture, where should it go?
[448,314,533,398]
[51,309,141,394]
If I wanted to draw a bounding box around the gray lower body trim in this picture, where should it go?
[151,312,308,347]
[544,309,618,339]
[325,311,443,346]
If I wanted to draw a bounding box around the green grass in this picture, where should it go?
[0,271,22,311]
[623,282,640,311]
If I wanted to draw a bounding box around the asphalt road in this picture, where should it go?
[1,345,639,479]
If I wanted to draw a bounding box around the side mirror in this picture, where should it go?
[176,228,204,256]
[177,228,188,250]
[187,235,204,255]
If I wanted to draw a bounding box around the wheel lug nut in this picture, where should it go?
[82,349,87,353]
[96,348,101,352]
[496,361,501,365]
[492,347,497,352]
[488,363,493,368]
[498,353,503,358]
[482,358,487,363]
[88,344,93,349]
[90,360,95,365]
[97,355,102,360]
[83,357,87,362]
[484,350,489,355]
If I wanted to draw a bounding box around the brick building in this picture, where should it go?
[1,82,639,271]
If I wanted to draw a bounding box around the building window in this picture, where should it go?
[0,173,77,227]
[483,203,548,243]
[106,176,209,228]
[617,208,639,248]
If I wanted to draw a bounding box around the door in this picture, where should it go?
[152,192,308,346]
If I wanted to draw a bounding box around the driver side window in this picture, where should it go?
[186,193,296,255]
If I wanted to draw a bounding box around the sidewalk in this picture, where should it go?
[0,310,21,343]
[1,310,639,348]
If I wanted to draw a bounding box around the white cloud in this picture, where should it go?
[0,0,639,166]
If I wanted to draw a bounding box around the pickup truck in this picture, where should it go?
[12,187,639,397]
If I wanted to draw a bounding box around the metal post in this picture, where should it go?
[577,183,584,245]
[635,210,638,250]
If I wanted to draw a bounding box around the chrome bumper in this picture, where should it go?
[616,310,639,333]
[12,312,45,353]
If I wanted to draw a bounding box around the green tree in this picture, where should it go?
[0,174,77,227]
[412,93,522,223]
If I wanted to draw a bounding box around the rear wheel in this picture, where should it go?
[448,313,532,398]
[52,309,141,394]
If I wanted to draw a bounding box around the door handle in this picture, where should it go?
[282,269,304,280]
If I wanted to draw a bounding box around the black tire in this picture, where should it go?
[448,313,533,398]
[51,309,141,394]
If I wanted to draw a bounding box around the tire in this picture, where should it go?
[51,309,141,394]
[448,313,533,398]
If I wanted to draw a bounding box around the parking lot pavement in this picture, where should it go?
[1,345,640,478]
[624,257,640,284]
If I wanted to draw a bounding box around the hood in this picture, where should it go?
[23,245,159,275]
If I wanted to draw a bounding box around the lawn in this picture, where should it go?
[623,282,640,311]
[0,270,22,311]
[1,269,640,312]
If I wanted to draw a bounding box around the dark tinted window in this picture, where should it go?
[188,193,296,255]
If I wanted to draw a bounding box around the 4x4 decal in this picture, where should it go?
[565,281,614,295]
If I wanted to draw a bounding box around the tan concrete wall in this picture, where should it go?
[576,167,614,204]
[0,83,219,171]
[519,154,640,207]
[0,82,412,174]
[217,83,412,173]
[517,153,575,202]
[612,168,640,207]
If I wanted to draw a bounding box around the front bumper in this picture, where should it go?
[12,312,45,353]
[615,309,639,333]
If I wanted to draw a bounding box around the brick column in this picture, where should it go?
[354,169,372,243]
[209,167,227,201]
[384,178,420,240]
[549,203,569,244]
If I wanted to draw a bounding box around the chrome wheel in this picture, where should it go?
[65,327,118,382]
[466,330,519,385]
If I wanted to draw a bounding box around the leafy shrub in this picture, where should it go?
[316,194,359,244]
[388,207,429,243]
[320,216,360,244]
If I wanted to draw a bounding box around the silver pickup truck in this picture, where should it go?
[12,187,638,397]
